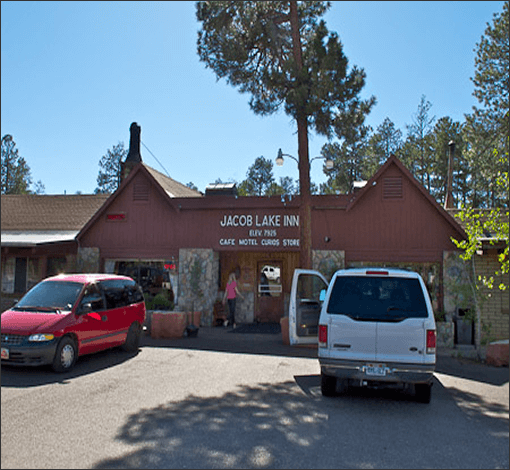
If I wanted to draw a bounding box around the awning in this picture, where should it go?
[1,231,79,246]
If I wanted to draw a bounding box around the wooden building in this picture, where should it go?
[5,123,507,345]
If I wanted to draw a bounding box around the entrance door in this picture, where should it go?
[14,258,27,293]
[255,261,283,323]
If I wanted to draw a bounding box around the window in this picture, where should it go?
[100,279,143,309]
[47,257,67,277]
[327,276,428,320]
[80,283,104,311]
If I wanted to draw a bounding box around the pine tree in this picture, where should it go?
[196,1,374,267]
[95,142,127,194]
[1,134,32,194]
[464,1,509,208]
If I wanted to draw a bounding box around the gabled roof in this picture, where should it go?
[143,164,203,198]
[77,163,202,240]
[346,154,467,239]
[1,194,110,231]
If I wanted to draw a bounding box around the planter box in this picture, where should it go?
[486,340,509,367]
[151,312,187,339]
[151,311,201,339]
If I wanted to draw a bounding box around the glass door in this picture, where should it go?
[255,261,283,323]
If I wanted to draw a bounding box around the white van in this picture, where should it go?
[289,268,436,403]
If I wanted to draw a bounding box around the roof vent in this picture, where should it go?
[205,183,237,196]
[383,177,403,199]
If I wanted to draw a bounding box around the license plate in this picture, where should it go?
[1,348,9,360]
[364,363,386,377]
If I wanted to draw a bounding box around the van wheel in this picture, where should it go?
[122,322,141,352]
[415,383,432,403]
[321,373,337,397]
[52,337,77,373]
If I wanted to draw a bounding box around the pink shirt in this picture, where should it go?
[226,281,237,299]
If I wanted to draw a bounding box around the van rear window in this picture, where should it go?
[327,276,428,321]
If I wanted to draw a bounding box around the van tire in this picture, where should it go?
[321,373,337,397]
[415,383,432,403]
[52,336,77,373]
[122,322,141,352]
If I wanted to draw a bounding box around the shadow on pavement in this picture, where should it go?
[1,347,140,388]
[92,377,508,469]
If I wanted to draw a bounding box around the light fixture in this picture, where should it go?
[276,148,334,169]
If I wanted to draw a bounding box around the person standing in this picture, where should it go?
[222,272,243,328]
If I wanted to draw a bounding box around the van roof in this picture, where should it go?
[335,268,420,278]
[43,273,133,284]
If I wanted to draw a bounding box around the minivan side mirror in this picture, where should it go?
[78,302,93,315]
[319,289,326,302]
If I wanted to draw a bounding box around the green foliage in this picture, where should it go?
[241,156,275,196]
[1,134,32,194]
[196,0,375,155]
[464,1,509,208]
[145,291,174,311]
[95,142,127,194]
[451,149,509,291]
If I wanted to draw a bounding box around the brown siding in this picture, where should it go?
[79,159,466,267]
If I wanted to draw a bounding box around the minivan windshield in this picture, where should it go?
[327,276,428,321]
[13,280,84,313]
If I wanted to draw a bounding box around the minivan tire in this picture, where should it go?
[321,373,337,397]
[122,322,141,352]
[52,336,77,373]
[415,383,432,403]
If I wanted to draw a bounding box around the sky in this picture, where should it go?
[1,1,505,195]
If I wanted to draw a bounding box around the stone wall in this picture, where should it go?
[77,247,100,273]
[443,250,509,347]
[312,250,345,281]
[178,248,219,327]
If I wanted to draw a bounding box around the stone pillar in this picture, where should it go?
[77,247,101,273]
[178,248,219,327]
[312,250,345,281]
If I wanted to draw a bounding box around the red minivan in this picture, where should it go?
[1,273,146,372]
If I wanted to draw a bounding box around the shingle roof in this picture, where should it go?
[142,164,203,198]
[1,194,110,231]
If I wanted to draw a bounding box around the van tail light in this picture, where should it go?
[319,324,328,348]
[426,329,436,354]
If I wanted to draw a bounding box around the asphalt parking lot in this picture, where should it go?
[1,325,508,469]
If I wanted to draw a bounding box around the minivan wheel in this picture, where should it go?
[415,383,432,403]
[122,322,141,352]
[321,373,337,397]
[52,336,77,373]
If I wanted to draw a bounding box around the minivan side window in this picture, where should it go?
[327,276,428,320]
[80,283,105,311]
[101,279,144,309]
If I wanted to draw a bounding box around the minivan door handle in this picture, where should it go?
[409,347,418,352]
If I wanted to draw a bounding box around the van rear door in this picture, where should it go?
[327,315,377,362]
[376,320,427,364]
[375,275,434,364]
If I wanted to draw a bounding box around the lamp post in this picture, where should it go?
[276,148,333,269]
[276,148,333,170]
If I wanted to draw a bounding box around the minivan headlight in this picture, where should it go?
[28,334,55,342]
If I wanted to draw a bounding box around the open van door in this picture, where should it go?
[289,269,328,345]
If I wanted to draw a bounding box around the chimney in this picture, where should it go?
[121,122,143,181]
[444,140,455,209]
